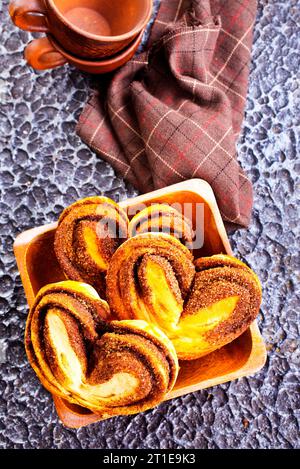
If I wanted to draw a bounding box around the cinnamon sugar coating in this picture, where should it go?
[54,197,129,296]
[25,281,178,418]
[107,241,262,360]
[129,204,194,249]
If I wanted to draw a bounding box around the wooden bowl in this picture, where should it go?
[14,179,266,428]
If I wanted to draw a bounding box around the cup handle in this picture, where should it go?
[24,37,67,70]
[9,0,49,32]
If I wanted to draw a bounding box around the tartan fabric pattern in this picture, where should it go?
[77,0,257,229]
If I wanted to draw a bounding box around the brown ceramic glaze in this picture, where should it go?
[24,30,144,74]
[9,0,153,59]
[14,180,266,428]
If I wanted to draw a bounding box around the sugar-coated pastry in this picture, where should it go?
[106,233,195,324]
[25,281,178,418]
[128,204,194,249]
[54,197,129,295]
[173,254,262,359]
[107,237,262,360]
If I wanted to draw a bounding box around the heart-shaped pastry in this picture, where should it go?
[106,234,262,360]
[25,281,178,418]
[54,197,129,295]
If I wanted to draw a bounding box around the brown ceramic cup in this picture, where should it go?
[24,30,144,74]
[9,0,152,59]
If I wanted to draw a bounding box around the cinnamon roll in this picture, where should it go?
[174,255,262,359]
[25,281,178,418]
[106,233,195,328]
[54,197,129,294]
[107,237,261,360]
[128,204,194,249]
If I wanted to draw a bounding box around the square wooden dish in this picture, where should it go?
[14,179,266,428]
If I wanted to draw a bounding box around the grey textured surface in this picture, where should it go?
[0,0,299,449]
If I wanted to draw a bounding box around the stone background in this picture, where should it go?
[0,0,299,449]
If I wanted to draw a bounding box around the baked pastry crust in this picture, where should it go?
[54,197,129,295]
[128,204,194,249]
[107,236,262,360]
[25,281,178,418]
[106,232,195,321]
[176,254,262,359]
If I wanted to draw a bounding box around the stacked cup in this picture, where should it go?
[9,0,153,73]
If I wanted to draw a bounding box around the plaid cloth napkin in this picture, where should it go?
[77,0,257,229]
